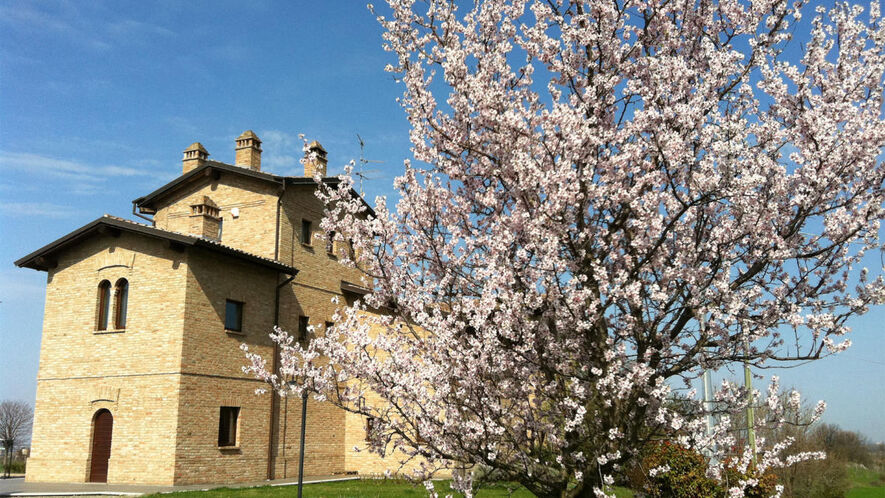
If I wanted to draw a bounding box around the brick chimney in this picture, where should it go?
[182,142,209,174]
[189,196,221,240]
[304,140,327,178]
[235,130,262,171]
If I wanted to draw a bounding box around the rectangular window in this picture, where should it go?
[225,300,243,332]
[217,406,240,447]
[325,321,334,334]
[301,219,312,245]
[298,316,310,341]
[365,416,376,442]
[326,231,336,254]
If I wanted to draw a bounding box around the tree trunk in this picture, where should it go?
[3,443,10,478]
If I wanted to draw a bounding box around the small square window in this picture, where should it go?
[325,321,334,334]
[301,219,312,245]
[218,406,240,447]
[225,300,243,332]
[298,316,310,341]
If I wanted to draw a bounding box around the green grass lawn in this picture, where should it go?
[846,465,885,498]
[149,479,635,497]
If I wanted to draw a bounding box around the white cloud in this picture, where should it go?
[106,19,175,39]
[0,151,164,195]
[260,130,303,174]
[0,4,112,51]
[0,151,148,177]
[0,202,78,219]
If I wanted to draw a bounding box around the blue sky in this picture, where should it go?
[1,0,883,443]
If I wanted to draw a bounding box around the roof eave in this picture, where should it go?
[134,162,282,210]
[14,217,296,275]
[133,163,375,217]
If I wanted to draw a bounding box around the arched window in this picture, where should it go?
[96,280,111,331]
[114,278,128,329]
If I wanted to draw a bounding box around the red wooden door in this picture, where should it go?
[89,410,113,482]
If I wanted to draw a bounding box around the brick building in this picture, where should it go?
[15,131,402,485]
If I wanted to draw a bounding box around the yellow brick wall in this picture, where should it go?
[152,172,279,260]
[279,184,365,291]
[274,396,347,478]
[179,250,278,376]
[171,249,278,484]
[172,375,273,484]
[26,169,422,486]
[26,233,187,484]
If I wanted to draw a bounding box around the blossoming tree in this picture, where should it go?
[245,0,885,496]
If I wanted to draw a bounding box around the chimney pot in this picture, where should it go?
[304,140,328,178]
[182,142,209,174]
[188,196,222,240]
[235,130,262,171]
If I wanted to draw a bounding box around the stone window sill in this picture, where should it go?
[218,445,241,451]
[225,329,246,337]
[94,329,126,335]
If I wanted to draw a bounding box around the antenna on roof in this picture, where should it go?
[356,134,383,196]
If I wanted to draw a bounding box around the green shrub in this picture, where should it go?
[720,459,778,498]
[1,460,26,474]
[634,441,777,498]
[639,441,719,498]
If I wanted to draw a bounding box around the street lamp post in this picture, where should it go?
[297,389,308,498]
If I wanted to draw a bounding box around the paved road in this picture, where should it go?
[0,475,358,496]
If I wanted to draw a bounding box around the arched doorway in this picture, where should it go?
[88,409,113,482]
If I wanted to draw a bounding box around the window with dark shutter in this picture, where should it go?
[365,416,376,442]
[301,219,312,245]
[326,231,335,254]
[96,280,111,331]
[217,406,239,447]
[113,278,128,329]
[298,316,310,341]
[225,300,243,332]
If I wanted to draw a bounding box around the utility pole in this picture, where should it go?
[744,337,757,467]
[703,367,715,435]
[699,315,714,437]
[699,314,717,464]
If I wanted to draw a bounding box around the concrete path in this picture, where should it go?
[0,475,358,497]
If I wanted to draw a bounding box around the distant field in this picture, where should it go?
[847,465,885,498]
[149,479,635,497]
